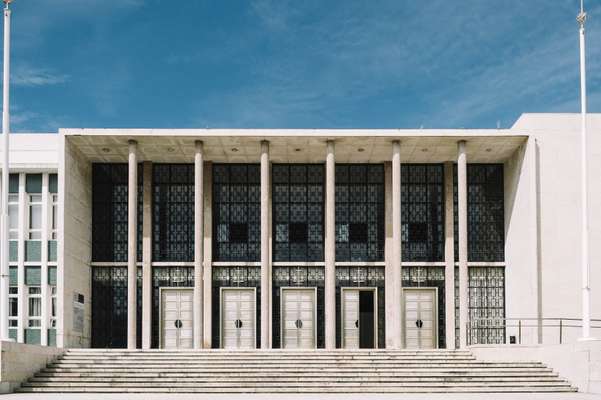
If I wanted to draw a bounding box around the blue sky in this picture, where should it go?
[3,0,601,132]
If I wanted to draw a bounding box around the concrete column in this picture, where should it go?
[388,141,402,349]
[457,141,468,348]
[324,140,336,349]
[260,141,271,349]
[202,162,213,349]
[194,141,204,349]
[384,162,392,348]
[141,161,152,349]
[40,173,49,346]
[17,173,25,343]
[127,140,138,349]
[444,161,456,349]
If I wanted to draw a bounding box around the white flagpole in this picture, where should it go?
[577,0,592,341]
[1,0,11,342]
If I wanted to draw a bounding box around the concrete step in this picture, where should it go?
[16,386,578,393]
[17,350,576,394]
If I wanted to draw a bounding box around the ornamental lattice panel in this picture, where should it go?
[152,164,194,262]
[92,164,143,262]
[453,164,505,262]
[273,164,324,262]
[401,164,444,261]
[335,164,384,262]
[213,164,261,261]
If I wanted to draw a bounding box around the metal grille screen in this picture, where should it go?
[91,267,142,348]
[152,164,194,261]
[213,164,261,261]
[335,164,384,262]
[453,164,505,261]
[92,164,143,262]
[273,164,324,262]
[401,164,444,261]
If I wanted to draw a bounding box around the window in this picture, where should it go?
[28,287,42,328]
[213,164,261,262]
[272,164,324,262]
[335,164,384,262]
[28,194,42,240]
[401,164,444,261]
[51,194,58,240]
[8,193,18,240]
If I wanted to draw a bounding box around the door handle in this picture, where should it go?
[235,319,243,329]
[415,319,423,329]
[355,320,359,328]
[295,319,303,329]
[174,319,182,329]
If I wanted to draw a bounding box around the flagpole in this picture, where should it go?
[1,0,11,342]
[577,0,592,341]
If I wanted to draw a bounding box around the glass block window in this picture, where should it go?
[454,267,506,346]
[92,164,143,262]
[402,266,446,348]
[401,164,444,262]
[152,164,194,261]
[335,266,385,348]
[335,164,384,262]
[272,164,324,262]
[272,266,324,349]
[91,267,142,348]
[213,164,261,262]
[212,266,261,348]
[454,164,505,262]
[151,267,194,348]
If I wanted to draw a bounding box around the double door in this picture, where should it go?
[281,288,316,349]
[221,288,256,349]
[403,288,437,349]
[160,288,194,349]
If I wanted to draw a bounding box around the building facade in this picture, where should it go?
[3,113,601,350]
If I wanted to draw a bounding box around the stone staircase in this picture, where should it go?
[17,349,577,393]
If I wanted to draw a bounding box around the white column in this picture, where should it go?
[457,141,468,348]
[40,173,49,346]
[444,162,456,349]
[389,141,402,349]
[127,140,138,349]
[141,161,152,349]
[193,141,204,349]
[324,140,336,349]
[260,141,270,349]
[0,3,11,342]
[202,162,212,349]
[17,173,25,343]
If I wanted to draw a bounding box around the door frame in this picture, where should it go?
[280,287,318,350]
[219,287,257,349]
[159,287,194,349]
[341,286,378,349]
[401,287,439,349]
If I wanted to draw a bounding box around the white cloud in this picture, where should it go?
[11,66,69,87]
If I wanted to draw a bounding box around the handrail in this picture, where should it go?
[467,317,601,345]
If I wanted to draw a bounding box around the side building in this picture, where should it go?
[3,113,601,350]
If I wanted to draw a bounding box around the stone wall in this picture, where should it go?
[0,341,65,393]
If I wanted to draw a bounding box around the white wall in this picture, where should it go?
[58,136,92,348]
[506,114,601,344]
[0,341,64,393]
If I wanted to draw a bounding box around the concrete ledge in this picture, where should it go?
[0,340,65,393]
[470,339,601,394]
